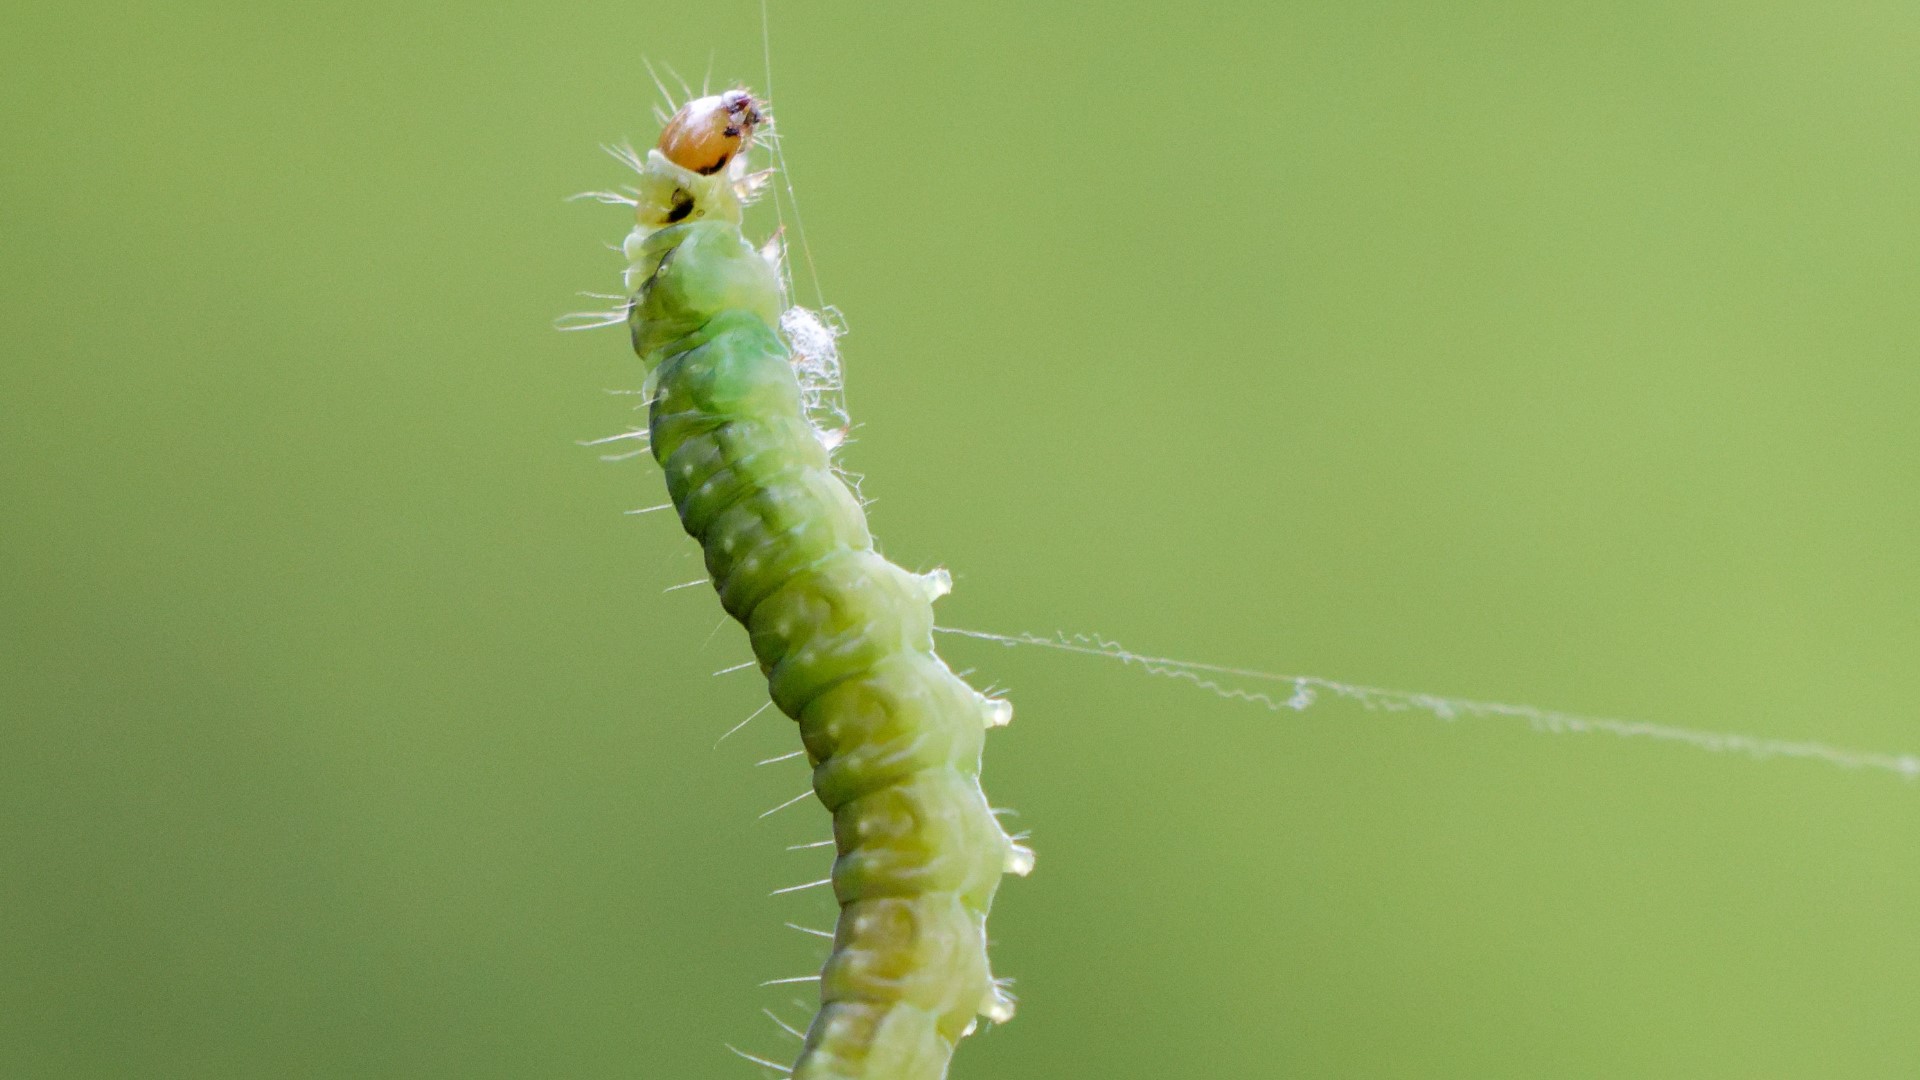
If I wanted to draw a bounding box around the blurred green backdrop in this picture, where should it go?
[4,2,1918,1077]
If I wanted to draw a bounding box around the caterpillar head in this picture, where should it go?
[658,90,763,175]
[621,91,769,252]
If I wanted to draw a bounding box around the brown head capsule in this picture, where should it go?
[657,90,763,175]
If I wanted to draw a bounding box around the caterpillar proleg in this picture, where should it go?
[604,91,1028,1079]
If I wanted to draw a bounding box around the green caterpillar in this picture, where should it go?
[608,90,1029,1079]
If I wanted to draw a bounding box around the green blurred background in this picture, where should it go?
[4,2,1917,1076]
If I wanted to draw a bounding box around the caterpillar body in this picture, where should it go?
[612,92,1029,1079]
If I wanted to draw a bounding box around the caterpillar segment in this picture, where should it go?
[616,91,1028,1080]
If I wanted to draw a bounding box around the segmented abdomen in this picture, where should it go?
[642,222,1016,1080]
